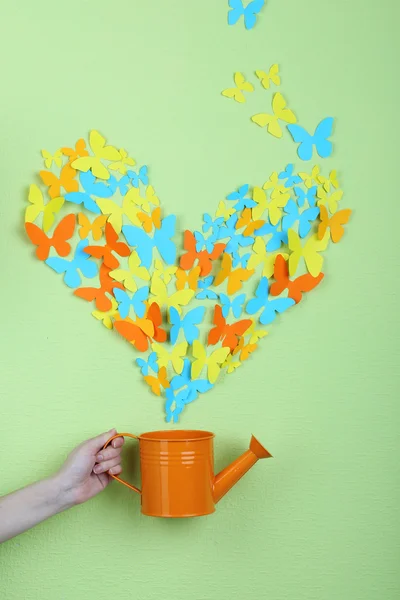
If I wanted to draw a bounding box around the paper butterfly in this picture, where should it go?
[25,184,64,233]
[287,117,334,161]
[45,239,98,288]
[152,341,188,374]
[136,351,159,376]
[278,164,302,188]
[123,215,176,268]
[251,93,297,138]
[226,184,256,211]
[227,0,264,30]
[246,276,295,325]
[293,185,317,208]
[114,286,149,319]
[270,254,324,304]
[247,237,288,278]
[219,292,246,318]
[282,200,320,238]
[196,276,218,300]
[65,170,113,214]
[128,165,149,188]
[169,306,206,344]
[108,148,135,175]
[25,214,76,261]
[208,305,252,351]
[72,130,121,180]
[318,206,351,243]
[255,64,280,88]
[288,230,329,277]
[41,149,62,169]
[78,213,108,241]
[191,341,230,384]
[222,72,255,103]
[39,163,78,199]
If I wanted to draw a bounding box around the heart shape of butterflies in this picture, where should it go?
[24,130,351,423]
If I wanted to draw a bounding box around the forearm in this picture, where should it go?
[0,475,73,544]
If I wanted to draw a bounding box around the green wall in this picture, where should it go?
[0,1,399,598]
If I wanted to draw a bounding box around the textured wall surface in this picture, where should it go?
[0,1,399,599]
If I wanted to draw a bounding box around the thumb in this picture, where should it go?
[85,429,117,453]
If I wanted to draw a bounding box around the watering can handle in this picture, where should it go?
[102,432,141,495]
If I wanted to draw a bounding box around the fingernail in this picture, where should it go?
[94,465,101,474]
[96,454,103,461]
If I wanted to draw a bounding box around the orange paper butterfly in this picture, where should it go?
[84,222,130,269]
[78,213,108,241]
[180,231,226,276]
[61,139,89,163]
[145,302,167,343]
[213,253,254,294]
[318,205,352,243]
[208,305,252,351]
[236,208,266,237]
[175,266,201,291]
[270,254,324,304]
[114,316,154,352]
[137,207,162,233]
[39,163,79,198]
[25,213,76,261]
[144,366,170,396]
[74,264,124,312]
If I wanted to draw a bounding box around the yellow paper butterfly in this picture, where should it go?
[152,342,188,374]
[92,298,119,330]
[191,341,230,384]
[318,170,339,193]
[108,148,136,175]
[240,342,258,361]
[153,260,177,285]
[109,251,150,293]
[246,320,268,344]
[150,276,194,313]
[255,64,280,89]
[236,208,265,236]
[96,195,141,233]
[222,72,255,103]
[143,366,170,396]
[214,253,254,294]
[41,149,63,169]
[215,200,235,221]
[316,187,343,215]
[262,171,287,195]
[251,93,297,138]
[125,185,160,213]
[298,165,321,188]
[252,186,289,225]
[288,230,329,277]
[223,354,242,374]
[72,130,121,180]
[176,266,201,291]
[247,238,289,278]
[25,184,64,233]
[78,213,108,241]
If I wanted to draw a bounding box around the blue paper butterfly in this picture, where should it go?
[194,230,218,253]
[231,250,251,268]
[253,219,288,251]
[136,351,159,376]
[166,359,213,422]
[282,200,320,238]
[107,174,130,196]
[293,185,317,208]
[219,293,246,318]
[113,286,149,319]
[196,276,218,300]
[226,184,256,211]
[45,239,98,288]
[169,306,206,344]
[287,117,334,161]
[202,213,224,235]
[278,164,302,188]
[218,214,254,254]
[65,171,112,214]
[127,166,148,188]
[122,215,176,268]
[246,277,295,325]
[228,0,264,30]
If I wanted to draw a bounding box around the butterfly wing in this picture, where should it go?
[207,347,231,383]
[228,0,244,25]
[132,286,149,318]
[246,276,269,315]
[287,124,313,161]
[304,233,329,276]
[314,117,334,158]
[122,225,154,268]
[153,215,177,265]
[191,340,207,379]
[181,306,206,344]
[169,306,182,345]
[298,206,320,238]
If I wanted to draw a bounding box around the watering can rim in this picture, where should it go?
[137,429,215,442]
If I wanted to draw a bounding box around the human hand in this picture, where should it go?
[54,429,124,506]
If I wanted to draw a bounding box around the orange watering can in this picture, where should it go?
[103,430,272,517]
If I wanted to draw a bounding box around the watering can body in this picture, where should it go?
[104,430,271,518]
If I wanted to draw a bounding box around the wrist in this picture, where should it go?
[47,473,78,512]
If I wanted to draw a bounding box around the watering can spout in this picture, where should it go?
[213,435,272,504]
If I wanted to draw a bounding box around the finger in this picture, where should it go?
[93,456,122,475]
[95,445,122,463]
[111,436,124,449]
[108,464,122,476]
[85,429,117,453]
